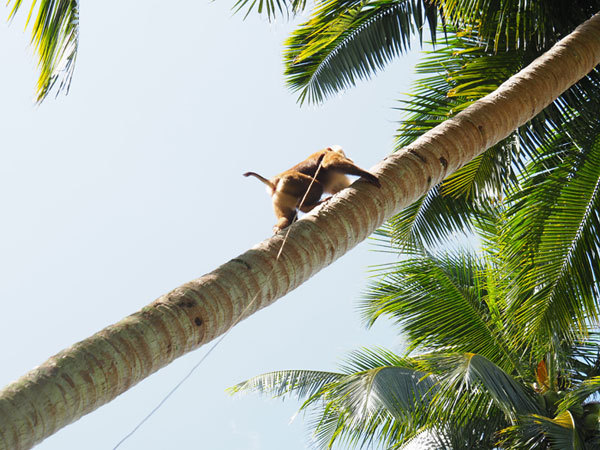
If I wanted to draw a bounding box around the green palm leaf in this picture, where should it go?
[441,0,600,52]
[391,26,600,253]
[232,0,307,20]
[427,353,540,419]
[399,419,504,450]
[363,250,525,373]
[378,141,516,251]
[500,411,583,450]
[558,376,600,414]
[441,138,520,199]
[377,184,476,250]
[284,0,439,104]
[229,369,342,400]
[503,123,600,350]
[232,348,436,449]
[8,0,79,103]
[395,29,526,149]
[568,333,600,384]
[315,365,434,424]
[305,352,435,449]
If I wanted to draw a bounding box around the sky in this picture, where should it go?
[0,1,425,448]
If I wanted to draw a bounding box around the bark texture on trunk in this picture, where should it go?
[1,12,600,450]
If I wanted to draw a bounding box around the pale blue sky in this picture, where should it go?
[1,1,425,448]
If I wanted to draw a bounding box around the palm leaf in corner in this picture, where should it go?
[8,0,79,103]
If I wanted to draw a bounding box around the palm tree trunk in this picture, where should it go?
[2,12,600,450]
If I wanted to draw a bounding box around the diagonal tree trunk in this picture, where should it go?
[2,12,600,450]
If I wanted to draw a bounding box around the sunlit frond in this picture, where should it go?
[284,0,440,104]
[395,29,526,149]
[229,369,342,400]
[362,251,525,373]
[232,348,438,449]
[500,411,583,449]
[503,122,600,352]
[440,0,600,51]
[427,353,540,420]
[378,184,475,250]
[558,376,600,414]
[232,0,307,20]
[305,353,435,449]
[8,0,79,103]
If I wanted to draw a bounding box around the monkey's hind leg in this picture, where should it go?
[333,162,381,188]
[321,152,381,188]
[271,192,299,234]
[271,172,325,233]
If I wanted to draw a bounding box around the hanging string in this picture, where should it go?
[113,158,325,449]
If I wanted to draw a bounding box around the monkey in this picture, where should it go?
[244,145,381,233]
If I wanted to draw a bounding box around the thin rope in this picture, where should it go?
[113,159,325,449]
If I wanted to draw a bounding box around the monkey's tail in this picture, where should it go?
[243,172,277,191]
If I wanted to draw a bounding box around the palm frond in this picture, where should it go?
[397,421,503,450]
[305,359,436,448]
[229,369,342,400]
[500,411,583,449]
[378,139,518,251]
[8,0,79,103]
[284,0,439,104]
[391,23,600,277]
[338,347,414,373]
[440,0,600,52]
[441,138,520,199]
[558,376,600,414]
[568,333,600,384]
[396,351,534,447]
[395,29,527,148]
[232,0,307,20]
[377,184,476,250]
[385,30,530,249]
[503,123,600,351]
[362,251,525,373]
[230,349,437,449]
[427,353,541,419]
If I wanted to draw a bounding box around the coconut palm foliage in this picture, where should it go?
[441,0,600,52]
[284,0,441,104]
[281,0,600,104]
[502,123,600,350]
[7,0,79,103]
[389,34,600,343]
[387,88,600,357]
[232,208,600,448]
[383,22,600,251]
[232,0,308,19]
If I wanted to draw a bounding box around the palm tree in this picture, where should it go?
[273,0,600,358]
[2,2,600,449]
[229,10,600,446]
[232,196,600,448]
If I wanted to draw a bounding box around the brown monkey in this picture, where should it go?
[244,145,380,233]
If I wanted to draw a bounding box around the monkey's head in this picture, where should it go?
[326,145,352,162]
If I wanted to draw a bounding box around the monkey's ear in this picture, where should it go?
[322,148,353,166]
[326,145,344,154]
